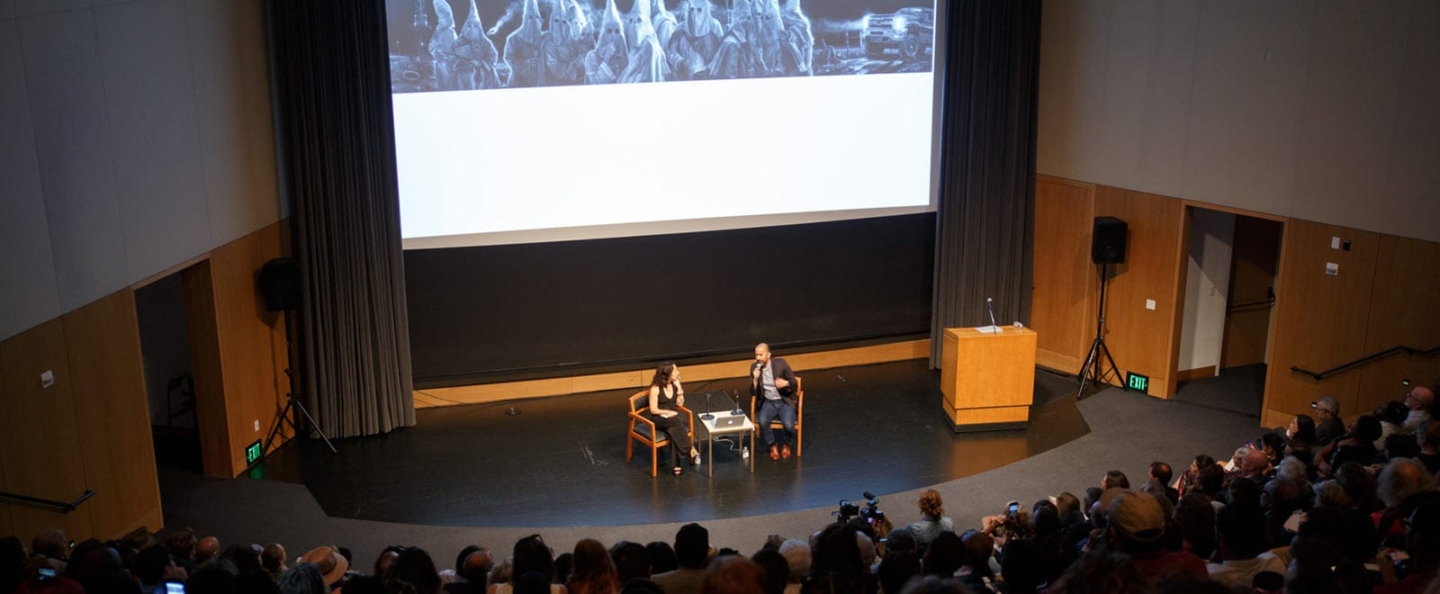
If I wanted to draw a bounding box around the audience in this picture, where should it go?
[10,378,1440,594]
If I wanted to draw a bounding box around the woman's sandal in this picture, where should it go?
[673,466,683,476]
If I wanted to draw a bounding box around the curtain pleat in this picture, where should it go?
[270,0,415,437]
[929,0,1042,366]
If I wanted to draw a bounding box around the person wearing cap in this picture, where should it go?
[299,545,350,589]
[652,524,709,594]
[1105,491,1206,584]
[1314,396,1344,446]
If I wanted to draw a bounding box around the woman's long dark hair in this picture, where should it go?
[650,362,677,388]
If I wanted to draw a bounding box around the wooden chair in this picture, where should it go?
[626,390,695,476]
[750,376,803,457]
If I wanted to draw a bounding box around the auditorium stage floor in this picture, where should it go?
[254,360,1088,528]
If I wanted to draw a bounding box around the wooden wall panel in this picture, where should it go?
[1222,216,1284,369]
[1092,187,1187,397]
[1355,235,1440,413]
[417,340,931,409]
[180,222,290,478]
[1032,176,1096,374]
[63,290,164,538]
[183,260,231,478]
[209,223,289,475]
[0,319,95,541]
[1261,220,1380,427]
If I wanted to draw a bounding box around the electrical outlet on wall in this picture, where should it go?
[41,370,55,388]
[254,420,260,431]
[1145,299,1156,311]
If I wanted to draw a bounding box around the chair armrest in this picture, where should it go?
[629,411,657,432]
[677,405,695,431]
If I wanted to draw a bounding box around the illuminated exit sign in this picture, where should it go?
[246,440,263,465]
[1126,372,1150,393]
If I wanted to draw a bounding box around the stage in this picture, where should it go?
[252,360,1088,527]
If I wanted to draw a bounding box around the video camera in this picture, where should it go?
[834,491,886,527]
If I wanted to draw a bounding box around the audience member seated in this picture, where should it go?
[644,543,676,577]
[1101,470,1129,490]
[775,540,808,594]
[903,490,953,554]
[1376,498,1440,593]
[1103,491,1207,585]
[1405,386,1436,433]
[748,550,787,594]
[566,540,617,594]
[652,524,708,594]
[1419,421,1440,474]
[609,542,650,587]
[1378,400,1411,444]
[1173,493,1216,560]
[1206,505,1284,588]
[1314,395,1345,446]
[1139,462,1178,505]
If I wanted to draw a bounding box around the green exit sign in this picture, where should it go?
[246,440,263,465]
[1126,372,1150,393]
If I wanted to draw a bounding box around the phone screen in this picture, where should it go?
[37,568,56,582]
[165,582,186,594]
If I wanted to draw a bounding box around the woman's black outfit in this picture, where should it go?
[651,385,693,470]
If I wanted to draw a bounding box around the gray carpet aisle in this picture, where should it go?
[161,388,1261,569]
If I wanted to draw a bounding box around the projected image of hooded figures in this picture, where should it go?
[620,0,668,82]
[543,0,591,86]
[454,0,502,89]
[750,0,786,77]
[428,0,461,90]
[503,0,545,87]
[665,0,723,80]
[710,0,762,79]
[585,1,628,85]
[778,0,812,76]
[650,0,678,52]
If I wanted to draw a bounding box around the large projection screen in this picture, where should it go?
[387,0,948,383]
[387,0,944,249]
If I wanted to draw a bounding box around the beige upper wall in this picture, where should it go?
[1038,0,1440,243]
[0,0,279,343]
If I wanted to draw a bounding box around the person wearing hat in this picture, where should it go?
[1105,491,1206,584]
[300,546,350,589]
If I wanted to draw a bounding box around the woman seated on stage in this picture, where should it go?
[649,362,700,475]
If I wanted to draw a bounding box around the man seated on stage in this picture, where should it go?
[751,343,798,461]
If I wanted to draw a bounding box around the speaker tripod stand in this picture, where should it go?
[1077,262,1122,398]
[258,310,336,465]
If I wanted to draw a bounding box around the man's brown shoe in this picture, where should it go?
[769,445,780,461]
[781,444,792,459]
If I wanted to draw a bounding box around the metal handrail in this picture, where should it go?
[0,489,96,513]
[1291,345,1440,381]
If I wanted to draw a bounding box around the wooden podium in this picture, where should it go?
[940,326,1037,432]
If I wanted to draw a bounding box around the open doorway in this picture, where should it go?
[1174,207,1283,416]
[135,270,203,472]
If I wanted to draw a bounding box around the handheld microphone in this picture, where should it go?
[986,297,999,331]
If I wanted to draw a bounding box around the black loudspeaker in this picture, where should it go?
[259,258,301,312]
[1091,216,1128,265]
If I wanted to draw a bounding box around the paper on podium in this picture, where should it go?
[975,325,1002,334]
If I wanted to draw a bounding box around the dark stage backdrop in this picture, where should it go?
[407,213,935,386]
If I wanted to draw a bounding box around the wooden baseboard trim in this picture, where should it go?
[415,339,932,409]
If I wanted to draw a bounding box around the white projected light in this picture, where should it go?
[386,0,944,248]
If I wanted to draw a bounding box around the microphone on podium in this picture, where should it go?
[986,297,999,330]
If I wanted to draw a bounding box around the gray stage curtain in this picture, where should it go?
[269,0,416,437]
[929,0,1042,367]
